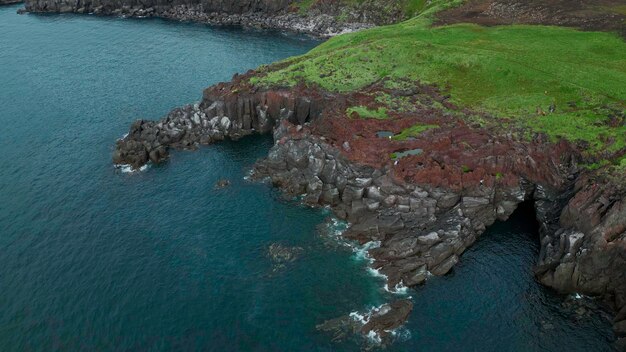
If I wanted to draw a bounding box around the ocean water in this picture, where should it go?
[0,5,616,351]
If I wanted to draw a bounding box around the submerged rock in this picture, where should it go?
[214,179,231,189]
[267,243,303,272]
[316,315,361,343]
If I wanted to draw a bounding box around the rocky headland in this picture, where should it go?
[112,68,626,345]
[1,0,22,5]
[105,0,626,347]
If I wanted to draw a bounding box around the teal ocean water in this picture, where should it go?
[0,5,616,351]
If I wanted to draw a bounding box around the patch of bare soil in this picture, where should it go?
[436,0,626,38]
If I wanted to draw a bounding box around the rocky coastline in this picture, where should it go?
[113,71,626,346]
[5,0,624,346]
[1,0,22,5]
[18,0,404,37]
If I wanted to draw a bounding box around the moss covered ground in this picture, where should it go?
[254,0,626,170]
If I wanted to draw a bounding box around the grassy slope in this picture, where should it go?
[255,0,626,169]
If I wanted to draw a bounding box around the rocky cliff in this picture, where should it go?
[21,0,411,36]
[112,69,626,345]
[535,176,626,348]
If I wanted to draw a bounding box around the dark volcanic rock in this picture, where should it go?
[1,0,22,4]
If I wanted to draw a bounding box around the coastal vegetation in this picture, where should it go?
[391,123,439,140]
[252,0,626,170]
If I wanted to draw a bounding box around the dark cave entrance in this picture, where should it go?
[505,199,541,243]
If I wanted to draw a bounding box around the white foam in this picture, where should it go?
[243,168,254,181]
[349,311,369,325]
[366,330,382,344]
[384,280,409,295]
[115,163,149,174]
[353,240,380,262]
[319,217,351,248]
[118,133,129,141]
[394,282,409,294]
[367,267,388,279]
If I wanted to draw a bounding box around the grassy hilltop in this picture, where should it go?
[254,0,626,172]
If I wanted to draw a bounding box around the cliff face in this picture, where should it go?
[111,72,626,343]
[535,178,626,347]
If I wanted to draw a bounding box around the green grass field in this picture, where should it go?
[253,0,626,168]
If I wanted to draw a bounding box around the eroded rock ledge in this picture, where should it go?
[113,72,626,345]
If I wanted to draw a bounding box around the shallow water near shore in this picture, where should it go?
[0,5,616,351]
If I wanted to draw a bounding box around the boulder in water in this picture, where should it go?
[214,179,231,189]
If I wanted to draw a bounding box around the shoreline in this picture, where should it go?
[18,4,374,38]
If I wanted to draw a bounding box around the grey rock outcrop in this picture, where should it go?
[534,178,626,347]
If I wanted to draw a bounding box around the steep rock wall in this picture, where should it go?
[535,178,626,347]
